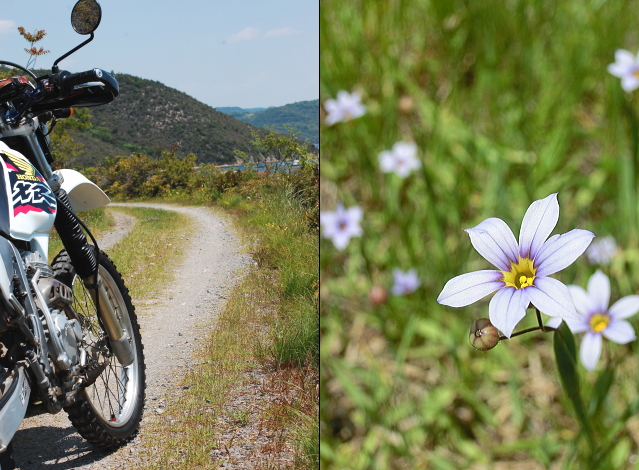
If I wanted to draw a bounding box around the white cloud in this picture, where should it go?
[223,27,261,45]
[0,20,16,34]
[265,27,301,38]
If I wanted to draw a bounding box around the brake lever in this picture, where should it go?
[7,85,45,123]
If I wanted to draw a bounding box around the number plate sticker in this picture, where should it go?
[1,151,56,216]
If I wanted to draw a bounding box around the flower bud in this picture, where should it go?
[369,284,388,305]
[469,318,500,351]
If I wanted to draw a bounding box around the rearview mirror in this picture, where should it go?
[71,0,102,35]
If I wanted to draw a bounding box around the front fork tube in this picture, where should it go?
[83,276,135,367]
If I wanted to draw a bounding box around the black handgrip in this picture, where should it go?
[60,68,102,93]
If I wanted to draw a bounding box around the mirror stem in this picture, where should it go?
[52,33,94,73]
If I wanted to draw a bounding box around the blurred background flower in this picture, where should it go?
[379,141,421,178]
[586,235,618,265]
[391,268,421,295]
[323,90,367,125]
[320,203,363,250]
[547,270,639,370]
[608,49,639,92]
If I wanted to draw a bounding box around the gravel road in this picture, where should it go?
[11,203,252,469]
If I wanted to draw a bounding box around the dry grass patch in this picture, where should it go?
[103,206,194,299]
[134,266,283,469]
[134,251,317,469]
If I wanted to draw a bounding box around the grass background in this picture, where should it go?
[320,1,639,468]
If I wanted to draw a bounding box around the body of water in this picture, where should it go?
[217,160,304,172]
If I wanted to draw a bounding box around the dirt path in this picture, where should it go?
[12,203,251,469]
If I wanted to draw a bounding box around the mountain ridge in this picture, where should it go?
[217,100,319,144]
[0,67,317,165]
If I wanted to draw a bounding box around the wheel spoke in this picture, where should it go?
[53,250,143,442]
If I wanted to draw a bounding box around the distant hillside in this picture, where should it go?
[69,74,269,166]
[0,67,313,165]
[217,100,319,144]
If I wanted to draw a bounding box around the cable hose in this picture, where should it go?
[53,190,109,354]
[53,189,100,282]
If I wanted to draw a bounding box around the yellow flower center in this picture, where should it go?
[589,313,610,333]
[633,70,639,78]
[501,257,536,289]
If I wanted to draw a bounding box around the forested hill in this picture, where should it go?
[218,100,319,144]
[70,74,268,165]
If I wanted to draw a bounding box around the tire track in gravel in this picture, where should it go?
[12,203,251,470]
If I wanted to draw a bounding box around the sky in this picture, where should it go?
[0,0,318,109]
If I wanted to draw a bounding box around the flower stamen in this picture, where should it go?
[502,257,536,289]
[589,313,610,333]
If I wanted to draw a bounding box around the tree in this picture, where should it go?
[50,108,93,170]
[17,27,49,70]
[235,125,315,173]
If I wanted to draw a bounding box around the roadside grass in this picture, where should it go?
[48,206,113,262]
[99,206,194,299]
[221,182,319,468]
[134,262,278,469]
[48,206,191,301]
[132,180,319,469]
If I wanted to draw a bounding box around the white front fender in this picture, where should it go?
[55,169,110,212]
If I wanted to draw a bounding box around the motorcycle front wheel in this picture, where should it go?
[52,249,146,450]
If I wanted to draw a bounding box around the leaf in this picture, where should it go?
[588,366,614,418]
[553,323,593,442]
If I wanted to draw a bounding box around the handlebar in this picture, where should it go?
[0,65,118,122]
[59,68,105,94]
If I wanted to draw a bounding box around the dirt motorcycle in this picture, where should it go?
[0,1,145,468]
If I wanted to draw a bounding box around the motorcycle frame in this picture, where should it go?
[0,113,135,407]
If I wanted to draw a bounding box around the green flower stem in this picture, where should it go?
[499,308,556,340]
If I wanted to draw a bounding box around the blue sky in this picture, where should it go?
[0,0,318,109]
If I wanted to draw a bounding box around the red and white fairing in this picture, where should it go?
[0,141,56,249]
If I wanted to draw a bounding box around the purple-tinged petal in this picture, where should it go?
[391,269,420,296]
[346,206,363,224]
[602,319,636,344]
[567,285,593,316]
[545,316,589,333]
[621,76,639,92]
[319,212,337,229]
[608,63,628,77]
[608,295,639,320]
[437,270,503,307]
[465,218,519,271]
[534,229,594,276]
[615,49,636,65]
[526,276,579,320]
[488,287,529,338]
[379,150,400,174]
[587,270,610,314]
[580,332,602,371]
[519,193,559,259]
[330,232,353,251]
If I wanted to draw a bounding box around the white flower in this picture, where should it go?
[391,268,421,295]
[379,142,421,178]
[608,49,639,92]
[320,203,363,250]
[547,270,639,371]
[324,90,366,125]
[585,236,617,265]
[438,193,595,338]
